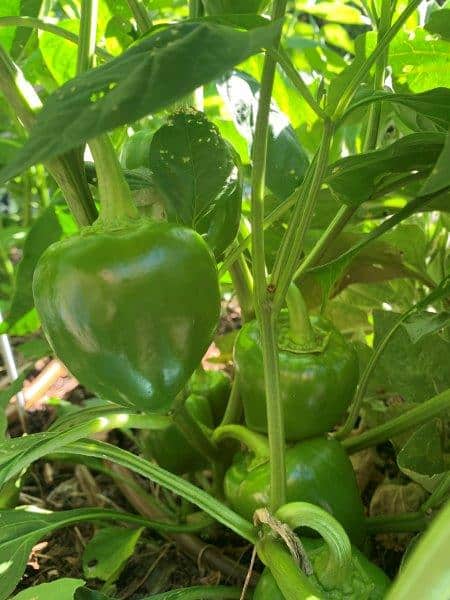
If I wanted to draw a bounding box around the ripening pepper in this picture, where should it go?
[120,130,153,170]
[204,0,270,14]
[33,219,220,413]
[255,523,390,599]
[234,296,359,441]
[214,427,366,547]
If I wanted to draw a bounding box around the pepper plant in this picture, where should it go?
[0,0,449,598]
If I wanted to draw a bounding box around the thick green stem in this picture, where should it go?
[77,0,98,75]
[342,389,450,454]
[276,502,353,589]
[229,248,255,322]
[219,377,242,426]
[271,47,327,120]
[171,404,223,468]
[250,0,288,512]
[0,45,96,226]
[256,535,320,600]
[366,511,429,534]
[285,284,315,346]
[126,0,153,34]
[292,204,354,283]
[88,135,139,223]
[271,120,334,312]
[213,424,270,458]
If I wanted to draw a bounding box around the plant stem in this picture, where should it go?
[229,248,255,321]
[285,284,315,345]
[292,204,354,283]
[331,0,422,119]
[271,120,334,312]
[0,16,111,59]
[271,47,328,120]
[171,404,223,467]
[213,424,270,458]
[342,389,450,454]
[219,376,242,426]
[0,32,97,226]
[276,502,353,588]
[362,0,392,151]
[126,0,153,34]
[256,535,318,600]
[88,135,139,222]
[250,0,288,512]
[366,511,428,534]
[77,0,98,75]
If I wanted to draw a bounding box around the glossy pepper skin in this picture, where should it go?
[254,538,390,600]
[143,393,214,474]
[204,0,270,14]
[120,130,153,170]
[33,219,220,413]
[234,311,359,441]
[224,436,366,547]
[187,368,231,426]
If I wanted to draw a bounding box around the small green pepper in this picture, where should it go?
[33,219,220,413]
[234,305,359,441]
[187,368,231,425]
[214,426,366,547]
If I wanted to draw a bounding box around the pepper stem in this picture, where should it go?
[212,424,269,459]
[89,135,139,224]
[256,535,320,600]
[276,501,353,589]
[285,284,315,346]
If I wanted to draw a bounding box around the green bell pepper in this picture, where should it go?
[120,130,153,170]
[187,368,231,426]
[234,307,359,441]
[33,219,220,413]
[214,426,366,547]
[254,503,390,599]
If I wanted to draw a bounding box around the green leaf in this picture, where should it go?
[218,70,309,200]
[425,8,450,41]
[0,139,20,168]
[296,1,368,24]
[0,0,21,52]
[39,20,79,86]
[0,506,179,600]
[343,88,450,130]
[387,28,450,92]
[74,585,242,600]
[369,310,450,404]
[397,420,449,492]
[150,109,242,257]
[10,578,86,600]
[0,20,280,184]
[326,133,446,206]
[0,206,62,334]
[402,311,450,344]
[82,526,143,581]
